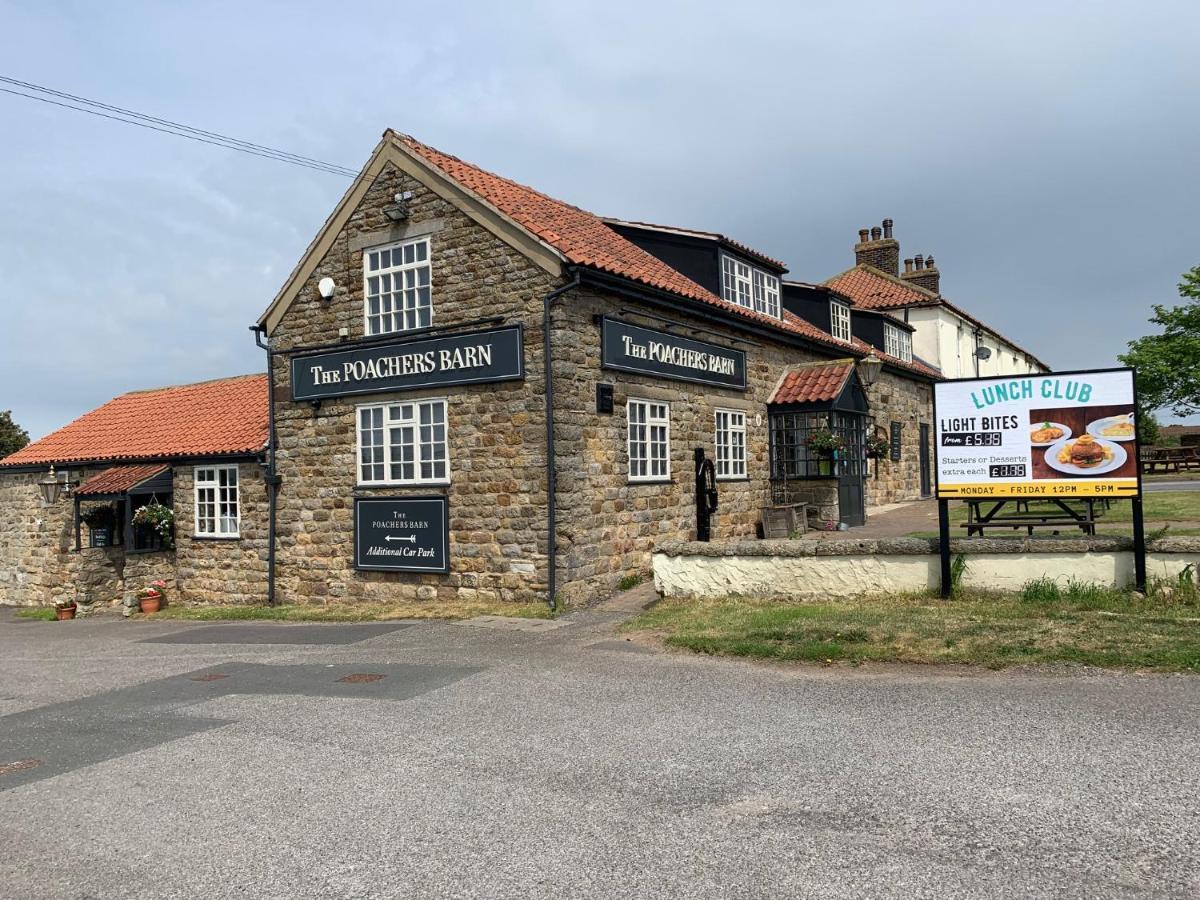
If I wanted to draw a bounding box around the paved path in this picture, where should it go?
[1,600,1198,899]
[1146,479,1200,492]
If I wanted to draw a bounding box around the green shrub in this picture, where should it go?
[1022,577,1062,603]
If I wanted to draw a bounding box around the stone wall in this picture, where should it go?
[171,461,269,606]
[0,470,84,606]
[268,162,559,606]
[551,288,854,603]
[0,461,265,608]
[653,537,1200,599]
[863,370,934,508]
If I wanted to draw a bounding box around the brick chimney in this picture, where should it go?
[901,252,940,295]
[853,218,900,276]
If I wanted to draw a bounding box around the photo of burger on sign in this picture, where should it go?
[1030,404,1137,480]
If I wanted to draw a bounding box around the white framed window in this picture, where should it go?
[628,399,670,482]
[752,269,781,319]
[194,465,240,537]
[722,255,781,319]
[884,322,913,362]
[830,300,852,342]
[364,237,432,336]
[721,255,753,310]
[714,409,747,479]
[358,399,449,485]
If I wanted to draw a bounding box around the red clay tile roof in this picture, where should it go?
[390,133,939,381]
[770,361,856,405]
[0,374,268,467]
[826,264,1049,370]
[825,265,936,311]
[75,464,170,496]
[602,219,788,271]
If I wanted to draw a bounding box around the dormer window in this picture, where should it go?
[884,322,912,362]
[721,255,780,319]
[830,300,852,342]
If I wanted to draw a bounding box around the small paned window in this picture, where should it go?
[884,322,913,362]
[715,409,747,479]
[194,465,240,537]
[358,400,449,485]
[722,255,781,319]
[628,399,670,482]
[364,237,432,335]
[830,301,852,342]
[751,270,781,319]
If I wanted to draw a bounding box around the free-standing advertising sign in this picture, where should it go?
[600,317,747,391]
[291,324,524,402]
[354,497,449,573]
[934,368,1139,499]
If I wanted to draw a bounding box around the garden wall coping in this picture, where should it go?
[655,536,1200,558]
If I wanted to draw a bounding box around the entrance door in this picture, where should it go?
[919,423,932,497]
[833,413,866,527]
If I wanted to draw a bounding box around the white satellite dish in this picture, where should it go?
[318,277,336,300]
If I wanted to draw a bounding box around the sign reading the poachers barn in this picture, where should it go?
[354,496,449,573]
[600,317,746,390]
[291,324,524,402]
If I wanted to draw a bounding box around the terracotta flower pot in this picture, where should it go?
[139,593,162,614]
[56,606,77,621]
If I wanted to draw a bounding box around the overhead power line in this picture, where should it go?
[0,74,362,180]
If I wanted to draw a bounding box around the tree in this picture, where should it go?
[1120,266,1200,417]
[0,410,30,458]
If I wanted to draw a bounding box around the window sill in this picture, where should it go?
[357,481,451,490]
[192,534,241,541]
[716,476,750,483]
[627,478,674,486]
[127,548,173,555]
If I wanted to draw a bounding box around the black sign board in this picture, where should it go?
[890,422,903,461]
[353,496,449,573]
[291,324,524,402]
[600,317,747,391]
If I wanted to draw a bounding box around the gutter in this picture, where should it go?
[252,325,281,607]
[542,270,583,612]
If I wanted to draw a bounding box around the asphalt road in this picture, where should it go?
[1145,480,1200,492]
[2,601,1198,899]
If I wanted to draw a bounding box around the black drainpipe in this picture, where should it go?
[251,325,281,607]
[542,270,582,612]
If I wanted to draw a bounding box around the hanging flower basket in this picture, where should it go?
[865,434,891,460]
[132,502,175,550]
[807,428,844,458]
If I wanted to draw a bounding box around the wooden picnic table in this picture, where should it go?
[963,498,1112,536]
[1140,446,1200,474]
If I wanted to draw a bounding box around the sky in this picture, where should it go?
[1,1,1198,440]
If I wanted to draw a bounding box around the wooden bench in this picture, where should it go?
[962,498,1109,537]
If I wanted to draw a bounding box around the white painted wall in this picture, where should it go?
[897,306,1045,377]
[653,549,1200,599]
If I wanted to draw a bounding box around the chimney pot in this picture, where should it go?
[870,226,882,240]
[858,228,870,243]
[904,258,914,273]
[882,218,893,239]
[914,253,925,271]
[925,254,935,269]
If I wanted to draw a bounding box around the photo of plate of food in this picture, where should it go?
[1086,413,1136,442]
[1030,421,1072,446]
[1044,434,1127,475]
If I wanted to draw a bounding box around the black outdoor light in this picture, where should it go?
[858,353,883,387]
[38,465,69,505]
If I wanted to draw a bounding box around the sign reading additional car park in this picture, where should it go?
[933,368,1139,498]
[354,497,449,572]
[291,324,524,402]
[600,317,747,390]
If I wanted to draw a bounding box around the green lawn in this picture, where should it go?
[906,492,1200,539]
[628,580,1200,672]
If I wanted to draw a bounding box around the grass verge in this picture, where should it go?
[626,583,1200,672]
[151,600,555,622]
[14,607,57,621]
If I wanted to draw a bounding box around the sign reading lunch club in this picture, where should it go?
[291,324,524,402]
[600,317,747,390]
[354,497,450,573]
[934,368,1139,499]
